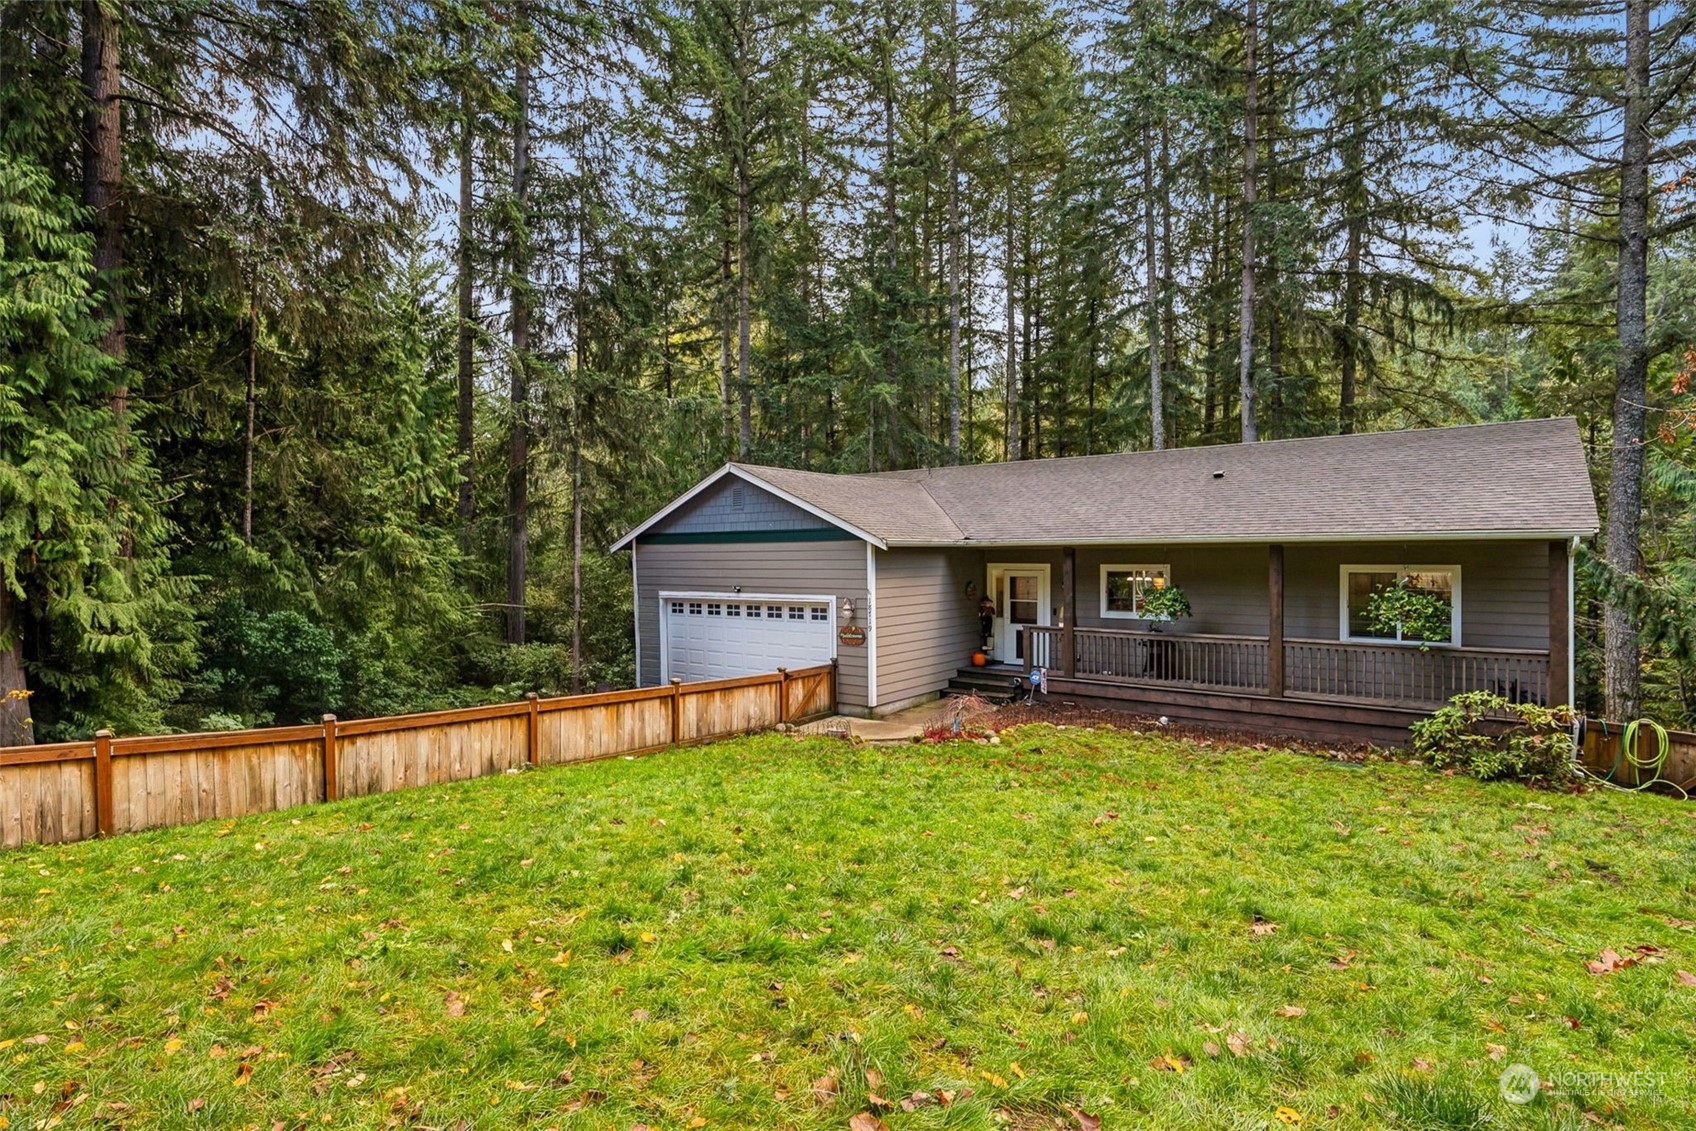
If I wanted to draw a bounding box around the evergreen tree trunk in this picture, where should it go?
[1144,125,1164,450]
[0,588,31,747]
[82,0,123,381]
[457,99,476,531]
[1237,0,1258,443]
[1006,171,1019,461]
[506,22,530,646]
[720,229,734,452]
[735,0,752,461]
[1339,204,1363,435]
[946,0,962,464]
[1603,0,1651,720]
[243,282,257,541]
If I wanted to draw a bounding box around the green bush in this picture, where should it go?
[1410,691,1577,783]
[187,603,347,725]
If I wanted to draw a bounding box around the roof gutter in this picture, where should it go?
[881,529,1599,549]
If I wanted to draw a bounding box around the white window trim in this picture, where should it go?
[1098,563,1173,620]
[657,590,837,683]
[1338,564,1462,647]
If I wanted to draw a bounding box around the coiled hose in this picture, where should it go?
[1585,717,1686,800]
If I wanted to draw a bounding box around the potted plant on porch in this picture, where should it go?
[1138,578,1192,623]
[1137,579,1191,679]
[1364,576,1452,649]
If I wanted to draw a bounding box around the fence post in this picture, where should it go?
[777,668,789,724]
[670,678,683,746]
[831,658,839,713]
[526,692,541,766]
[94,729,115,837]
[322,714,339,803]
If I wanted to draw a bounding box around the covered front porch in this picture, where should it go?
[998,541,1572,745]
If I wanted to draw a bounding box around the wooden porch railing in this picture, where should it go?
[1283,638,1550,708]
[1027,626,1269,694]
[1025,625,1551,710]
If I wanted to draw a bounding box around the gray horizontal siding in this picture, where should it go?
[874,548,985,706]
[654,477,830,535]
[633,540,868,707]
[986,541,1550,650]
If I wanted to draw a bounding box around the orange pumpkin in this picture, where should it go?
[971,651,988,667]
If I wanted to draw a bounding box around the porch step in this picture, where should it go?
[945,666,1026,703]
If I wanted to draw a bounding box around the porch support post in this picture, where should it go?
[1548,539,1569,708]
[1267,544,1285,697]
[1061,546,1077,678]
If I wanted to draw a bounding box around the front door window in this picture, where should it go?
[991,567,1048,663]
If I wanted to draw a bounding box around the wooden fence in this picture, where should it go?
[1579,719,1696,794]
[0,663,836,850]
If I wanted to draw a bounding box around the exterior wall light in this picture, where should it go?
[839,598,856,624]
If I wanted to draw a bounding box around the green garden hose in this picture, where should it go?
[1594,718,1686,799]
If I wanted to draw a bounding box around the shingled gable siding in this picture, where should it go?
[873,548,986,708]
[652,475,833,536]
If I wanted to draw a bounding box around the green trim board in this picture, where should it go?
[637,529,863,545]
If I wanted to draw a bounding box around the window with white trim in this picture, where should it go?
[669,601,685,616]
[810,605,829,621]
[1340,566,1460,645]
[1099,564,1172,619]
[706,602,722,616]
[725,603,741,617]
[688,602,703,616]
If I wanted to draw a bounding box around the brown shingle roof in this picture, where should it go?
[732,419,1598,545]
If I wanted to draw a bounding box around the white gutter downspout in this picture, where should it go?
[1568,536,1578,713]
[865,542,878,710]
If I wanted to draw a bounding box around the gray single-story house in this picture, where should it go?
[612,418,1599,744]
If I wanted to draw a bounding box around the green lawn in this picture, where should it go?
[2,726,1694,1131]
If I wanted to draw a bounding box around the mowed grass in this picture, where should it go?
[2,727,1695,1131]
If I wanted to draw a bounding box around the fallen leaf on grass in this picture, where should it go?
[1676,969,1696,987]
[1487,1043,1507,1061]
[630,1009,651,1023]
[1148,1052,1190,1073]
[1585,948,1638,975]
[1274,1105,1303,1125]
[1251,920,1279,937]
[1226,1032,1250,1057]
[1065,1105,1102,1130]
[444,991,466,1017]
[848,1114,888,1131]
[1274,1005,1306,1018]
[233,1062,253,1087]
[1410,1057,1436,1072]
[1202,1041,1221,1057]
[811,1072,839,1103]
[187,1098,206,1113]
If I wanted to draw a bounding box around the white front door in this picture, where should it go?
[988,565,1050,664]
[661,593,836,682]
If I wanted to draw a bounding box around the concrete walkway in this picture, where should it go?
[792,697,967,743]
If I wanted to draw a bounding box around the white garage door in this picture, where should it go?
[662,594,835,682]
